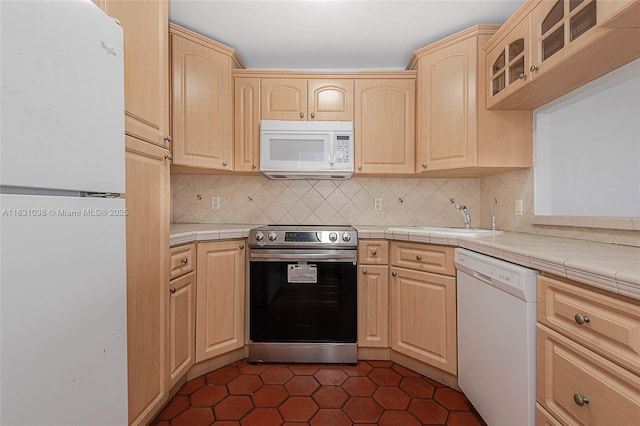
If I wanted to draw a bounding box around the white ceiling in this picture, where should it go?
[169,0,525,71]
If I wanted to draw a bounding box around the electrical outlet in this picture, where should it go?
[515,199,523,216]
[211,196,220,210]
[374,198,383,211]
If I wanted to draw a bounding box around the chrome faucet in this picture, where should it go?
[455,204,471,229]
[489,211,496,231]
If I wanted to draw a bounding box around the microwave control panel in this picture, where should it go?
[334,134,353,163]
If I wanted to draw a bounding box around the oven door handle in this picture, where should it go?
[250,250,357,263]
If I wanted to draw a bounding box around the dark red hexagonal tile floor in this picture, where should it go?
[151,359,487,425]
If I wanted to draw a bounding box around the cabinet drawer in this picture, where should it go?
[537,324,640,426]
[538,275,640,375]
[358,240,389,264]
[390,242,454,276]
[169,244,195,279]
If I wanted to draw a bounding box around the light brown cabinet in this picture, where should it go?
[261,78,354,121]
[195,240,246,362]
[485,0,640,110]
[168,270,196,388]
[170,24,242,170]
[357,240,389,348]
[234,77,261,172]
[389,242,457,375]
[124,136,170,426]
[354,78,416,174]
[409,25,532,175]
[537,274,640,425]
[93,0,170,148]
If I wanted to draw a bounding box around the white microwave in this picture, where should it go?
[260,120,354,179]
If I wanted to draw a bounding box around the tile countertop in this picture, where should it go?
[170,223,640,301]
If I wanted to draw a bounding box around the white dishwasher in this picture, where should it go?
[455,248,539,426]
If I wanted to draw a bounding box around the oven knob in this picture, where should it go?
[329,232,338,242]
[268,231,278,241]
[342,232,352,242]
[255,231,264,241]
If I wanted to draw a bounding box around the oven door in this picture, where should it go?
[249,249,357,344]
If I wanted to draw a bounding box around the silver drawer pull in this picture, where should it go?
[362,269,368,275]
[416,255,422,261]
[574,313,590,324]
[391,271,397,277]
[169,287,176,294]
[573,393,589,406]
[239,244,245,249]
[180,257,188,264]
[371,249,377,256]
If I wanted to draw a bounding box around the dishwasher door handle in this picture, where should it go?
[473,270,493,284]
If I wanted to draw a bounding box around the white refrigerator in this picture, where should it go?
[1,1,128,425]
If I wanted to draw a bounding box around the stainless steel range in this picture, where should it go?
[248,225,358,364]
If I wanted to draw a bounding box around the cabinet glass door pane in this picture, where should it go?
[493,51,505,75]
[508,39,525,61]
[509,57,525,84]
[492,72,505,95]
[569,0,584,12]
[542,0,564,35]
[542,26,564,61]
[570,1,596,41]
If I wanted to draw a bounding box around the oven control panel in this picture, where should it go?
[249,227,357,247]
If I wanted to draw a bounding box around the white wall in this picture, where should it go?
[534,59,640,217]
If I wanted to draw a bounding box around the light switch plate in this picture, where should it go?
[515,199,523,216]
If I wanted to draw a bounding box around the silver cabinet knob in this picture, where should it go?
[169,287,176,294]
[574,313,591,324]
[180,257,188,264]
[223,161,228,167]
[251,164,257,169]
[371,249,378,256]
[416,255,422,261]
[310,112,315,118]
[164,153,173,160]
[299,112,304,118]
[519,73,527,80]
[530,65,539,72]
[421,163,427,168]
[239,244,245,249]
[391,271,398,277]
[358,165,362,170]
[362,269,368,275]
[164,135,172,143]
[573,393,589,406]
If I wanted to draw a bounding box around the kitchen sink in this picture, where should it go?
[387,227,499,237]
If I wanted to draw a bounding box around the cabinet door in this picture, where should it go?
[537,324,640,426]
[171,33,233,170]
[358,265,389,348]
[354,79,415,174]
[417,36,477,171]
[390,266,457,374]
[97,0,169,148]
[307,79,354,120]
[530,0,601,78]
[196,240,246,362]
[598,0,640,27]
[234,77,261,172]
[124,136,170,426]
[169,271,196,388]
[261,79,308,120]
[486,15,532,109]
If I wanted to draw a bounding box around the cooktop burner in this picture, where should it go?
[248,225,358,248]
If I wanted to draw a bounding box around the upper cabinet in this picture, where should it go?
[485,0,640,110]
[354,77,416,174]
[170,24,243,170]
[408,25,532,175]
[93,0,170,148]
[261,78,354,121]
[234,77,261,172]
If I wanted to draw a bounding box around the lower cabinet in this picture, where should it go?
[389,242,457,375]
[124,135,170,426]
[196,240,246,362]
[536,274,640,425]
[168,270,196,388]
[357,240,390,348]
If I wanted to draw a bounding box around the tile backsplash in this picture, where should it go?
[172,169,640,247]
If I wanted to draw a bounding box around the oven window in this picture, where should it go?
[250,261,357,343]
